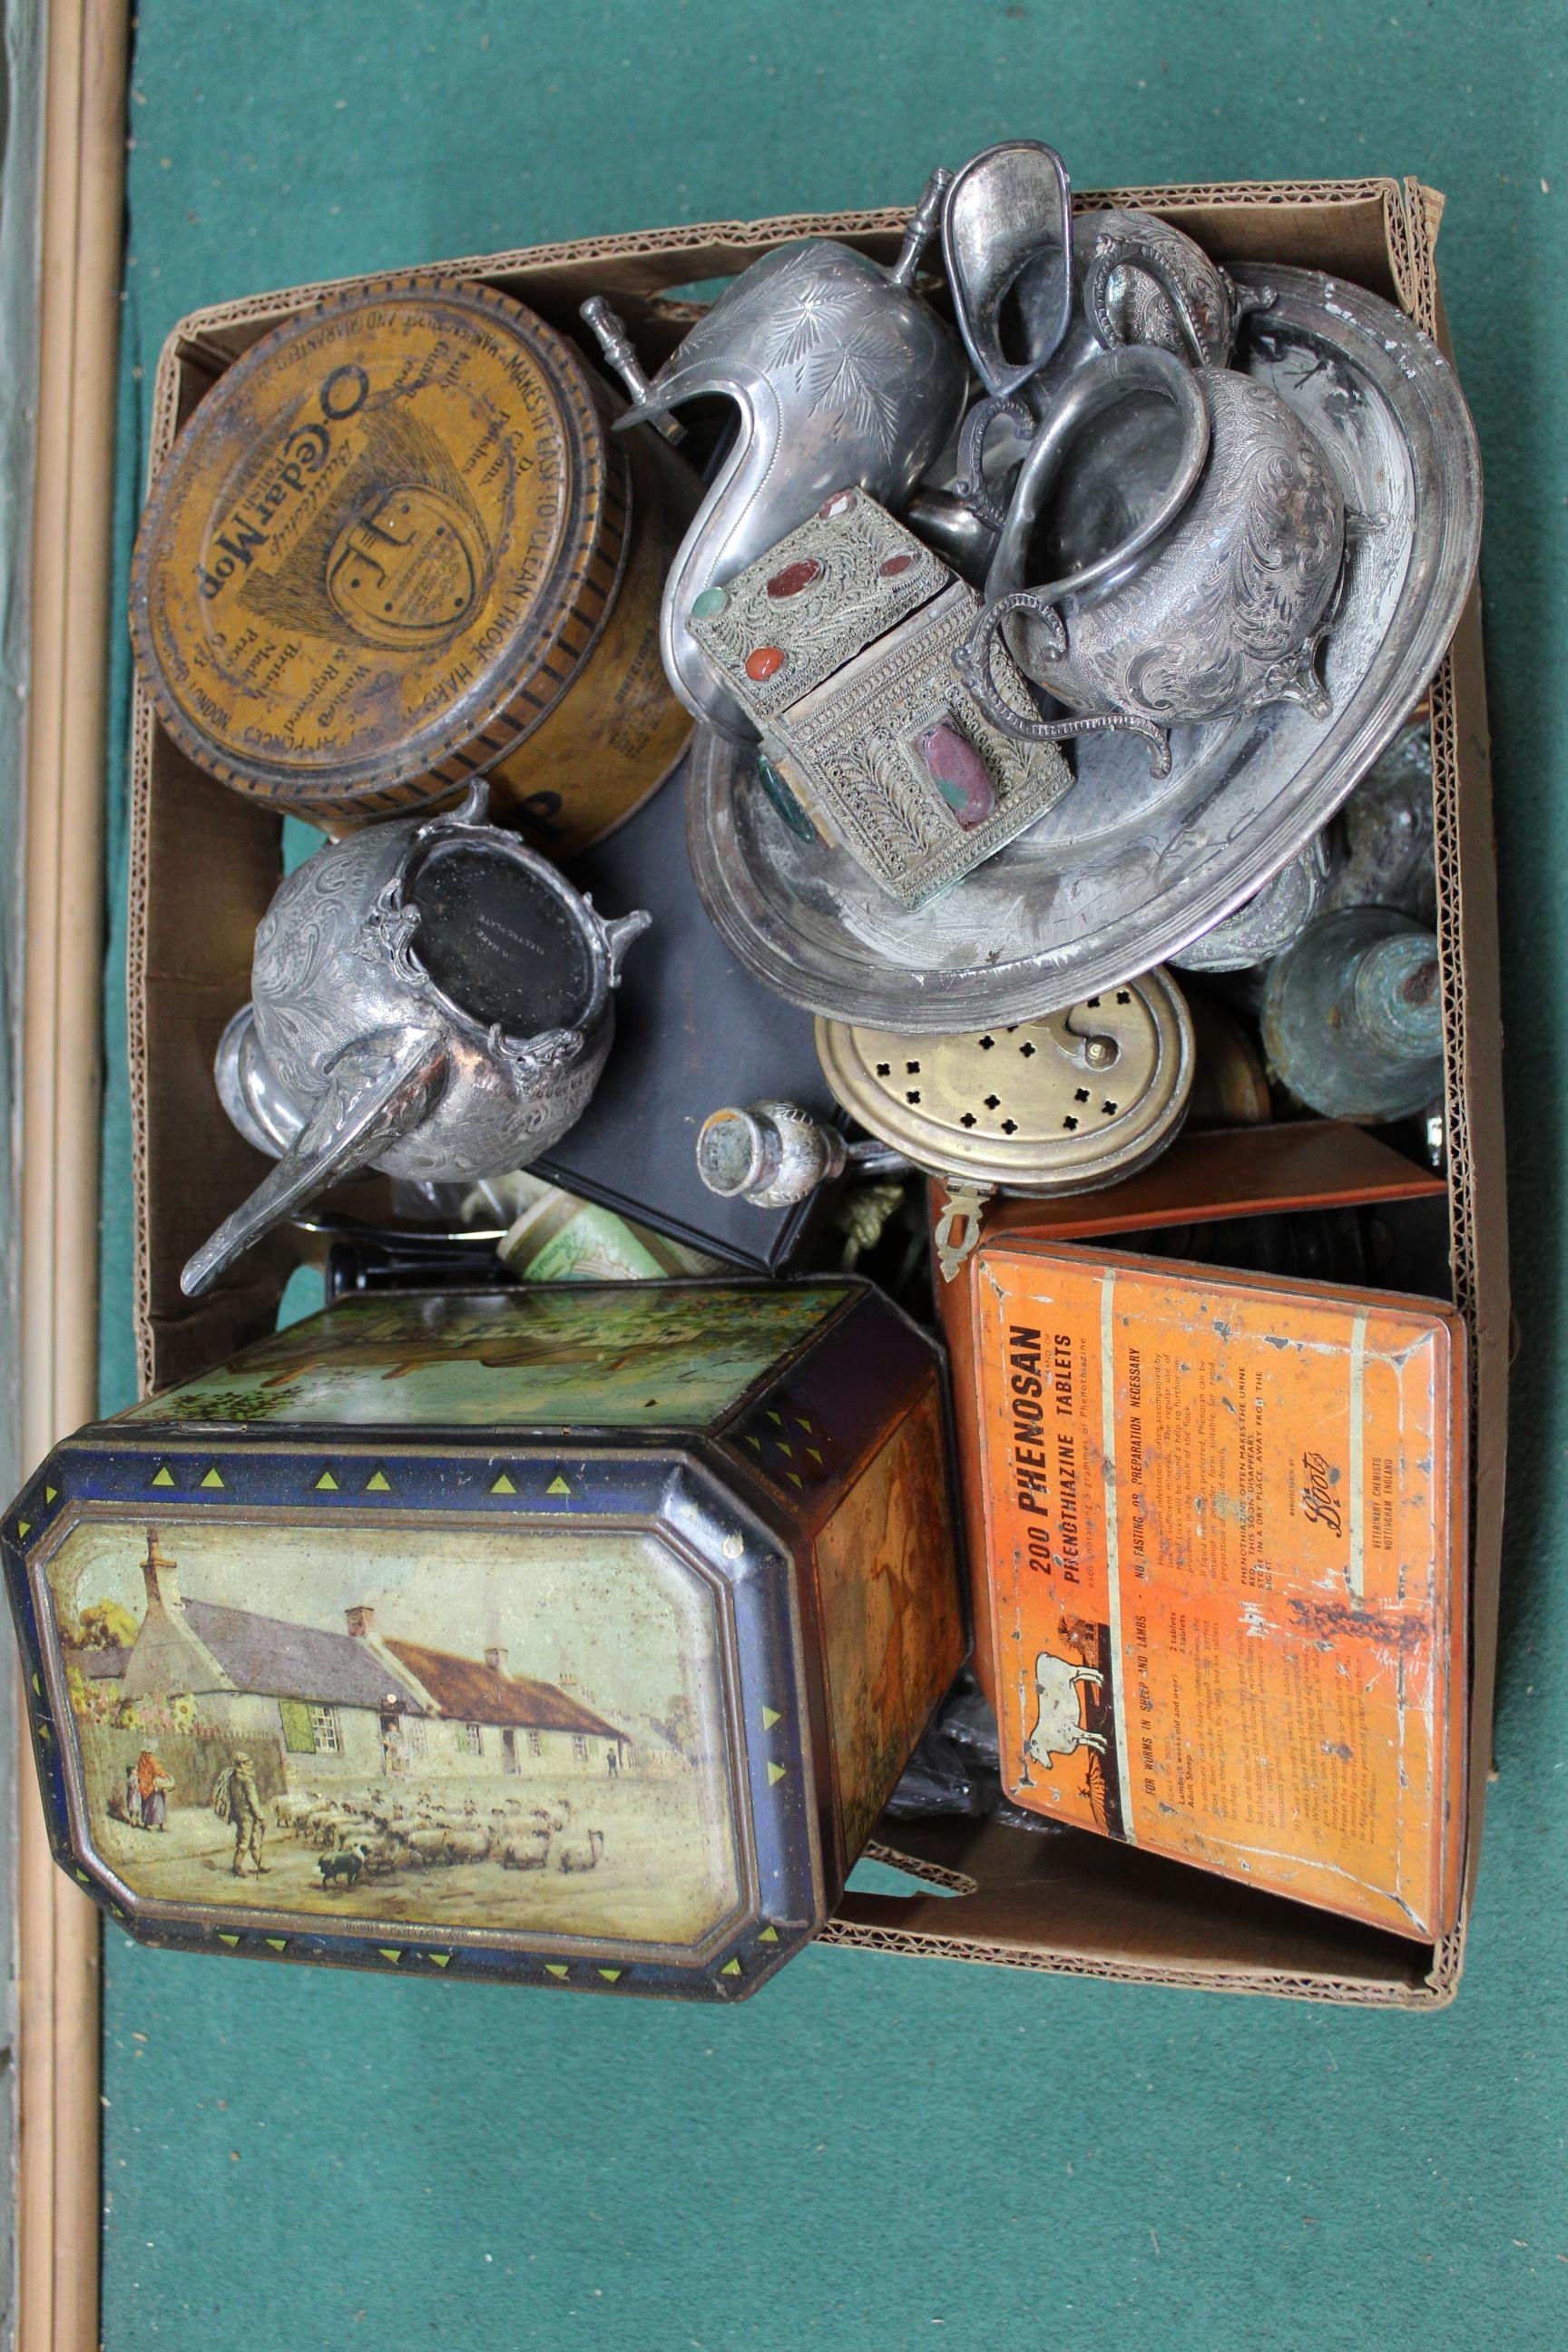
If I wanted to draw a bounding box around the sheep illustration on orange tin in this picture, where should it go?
[1024,1650,1107,1770]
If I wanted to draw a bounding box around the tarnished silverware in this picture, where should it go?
[686,268,1481,1028]
[1171,836,1332,974]
[187,783,649,1296]
[959,340,1348,757]
[952,201,1271,528]
[582,169,967,740]
[942,140,1074,400]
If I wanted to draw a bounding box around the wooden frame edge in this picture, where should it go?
[18,4,129,2347]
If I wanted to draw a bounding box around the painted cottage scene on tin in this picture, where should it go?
[44,1514,744,1948]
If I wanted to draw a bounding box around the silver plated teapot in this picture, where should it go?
[184,784,650,1296]
[583,170,968,740]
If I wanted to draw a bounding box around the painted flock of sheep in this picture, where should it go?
[271,1788,607,1892]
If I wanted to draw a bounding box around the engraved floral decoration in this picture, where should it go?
[660,243,924,460]
[1033,372,1346,730]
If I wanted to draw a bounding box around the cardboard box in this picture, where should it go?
[128,174,1507,2005]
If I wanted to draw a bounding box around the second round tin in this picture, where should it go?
[815,970,1195,1200]
[129,277,696,852]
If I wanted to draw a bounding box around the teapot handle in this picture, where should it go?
[1083,230,1212,367]
[952,598,1171,777]
[985,341,1210,622]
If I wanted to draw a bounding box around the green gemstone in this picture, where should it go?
[691,586,728,620]
[756,755,818,846]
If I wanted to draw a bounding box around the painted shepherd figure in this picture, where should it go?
[136,1749,172,1830]
[211,1749,269,1877]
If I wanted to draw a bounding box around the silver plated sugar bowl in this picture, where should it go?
[957,333,1348,765]
[582,170,968,740]
[185,783,650,1296]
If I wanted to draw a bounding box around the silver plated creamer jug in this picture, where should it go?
[184,783,650,1296]
[942,140,1075,400]
[583,171,968,740]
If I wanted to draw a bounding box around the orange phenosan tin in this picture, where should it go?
[128,276,696,852]
[971,1238,1468,1942]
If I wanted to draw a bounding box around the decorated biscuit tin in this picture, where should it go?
[3,1281,965,2001]
[128,279,696,852]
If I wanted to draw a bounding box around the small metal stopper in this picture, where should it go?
[580,298,685,444]
[697,1102,904,1210]
[887,166,955,289]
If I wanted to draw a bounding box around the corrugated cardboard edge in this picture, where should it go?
[817,1922,1450,2009]
[125,176,1506,2009]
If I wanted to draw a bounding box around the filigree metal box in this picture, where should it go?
[3,1281,965,2001]
[687,494,1073,907]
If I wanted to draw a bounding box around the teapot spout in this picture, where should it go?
[181,1026,449,1296]
[600,906,653,985]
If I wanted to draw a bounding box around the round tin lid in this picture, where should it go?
[815,968,1194,1192]
[129,278,628,817]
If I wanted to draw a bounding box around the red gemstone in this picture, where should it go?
[745,645,786,682]
[880,552,916,578]
[918,720,995,828]
[766,557,824,600]
[818,489,857,519]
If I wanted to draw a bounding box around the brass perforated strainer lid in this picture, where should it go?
[814,968,1193,1194]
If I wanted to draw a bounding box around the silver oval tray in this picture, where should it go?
[687,265,1482,1030]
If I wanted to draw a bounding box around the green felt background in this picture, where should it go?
[94,5,1564,2347]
